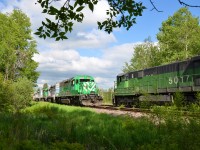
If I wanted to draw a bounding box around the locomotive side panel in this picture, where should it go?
[113,55,200,106]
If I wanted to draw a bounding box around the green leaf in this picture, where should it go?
[42,21,46,26]
[34,32,41,35]
[97,21,101,26]
[42,9,47,13]
[76,6,84,12]
[64,26,68,32]
[59,32,65,36]
[56,37,60,41]
[49,6,58,14]
[88,3,94,12]
[74,1,78,8]
[69,5,73,10]
[45,32,50,37]
[43,34,46,39]
[41,1,45,8]
[51,32,58,38]
[38,26,43,31]
[46,18,51,24]
[68,22,73,27]
[61,36,68,39]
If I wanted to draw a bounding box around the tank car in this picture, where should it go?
[113,55,200,107]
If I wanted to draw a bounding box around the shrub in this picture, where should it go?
[10,77,34,113]
[0,74,34,113]
[0,73,14,112]
[173,91,185,109]
[139,93,151,109]
[195,91,200,105]
[51,141,85,150]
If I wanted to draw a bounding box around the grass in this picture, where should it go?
[0,102,200,149]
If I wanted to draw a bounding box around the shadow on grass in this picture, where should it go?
[0,102,200,150]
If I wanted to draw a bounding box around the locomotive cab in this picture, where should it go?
[57,75,103,105]
[70,77,95,94]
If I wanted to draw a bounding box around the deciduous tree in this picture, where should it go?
[0,9,39,82]
[123,8,200,73]
[123,37,160,72]
[157,7,200,63]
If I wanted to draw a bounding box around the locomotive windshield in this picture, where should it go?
[80,79,94,82]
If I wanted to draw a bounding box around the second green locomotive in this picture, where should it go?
[113,55,200,106]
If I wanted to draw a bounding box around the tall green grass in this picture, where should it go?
[0,102,199,149]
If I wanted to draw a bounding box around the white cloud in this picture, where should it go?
[32,29,116,53]
[81,0,110,26]
[0,0,137,89]
[33,42,137,88]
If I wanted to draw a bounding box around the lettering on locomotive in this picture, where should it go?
[168,75,190,84]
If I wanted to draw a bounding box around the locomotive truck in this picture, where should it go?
[34,75,103,106]
[113,55,200,107]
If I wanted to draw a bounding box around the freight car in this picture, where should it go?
[34,75,103,106]
[113,55,200,107]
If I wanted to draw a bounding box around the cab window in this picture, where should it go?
[80,79,91,82]
[71,80,75,86]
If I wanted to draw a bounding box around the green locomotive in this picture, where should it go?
[36,75,103,106]
[113,55,200,106]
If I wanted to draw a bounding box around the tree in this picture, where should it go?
[35,0,200,41]
[123,37,160,72]
[35,0,145,40]
[123,8,200,73]
[157,7,200,64]
[0,9,39,82]
[0,10,39,113]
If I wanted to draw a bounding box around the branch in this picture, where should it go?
[149,0,163,12]
[178,0,200,7]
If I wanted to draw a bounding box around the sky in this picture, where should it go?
[0,0,200,89]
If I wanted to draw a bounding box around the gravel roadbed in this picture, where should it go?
[92,108,148,118]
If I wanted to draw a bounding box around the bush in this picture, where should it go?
[0,74,34,113]
[10,77,34,113]
[195,91,200,105]
[139,93,151,109]
[0,74,14,112]
[173,91,185,109]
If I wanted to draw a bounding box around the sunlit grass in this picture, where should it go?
[0,101,200,149]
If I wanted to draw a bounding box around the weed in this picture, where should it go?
[0,102,199,149]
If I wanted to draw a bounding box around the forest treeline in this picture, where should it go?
[123,8,200,72]
[0,10,39,113]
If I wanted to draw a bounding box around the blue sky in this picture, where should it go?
[0,0,200,89]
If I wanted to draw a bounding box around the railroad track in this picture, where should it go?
[84,104,152,113]
[84,104,200,118]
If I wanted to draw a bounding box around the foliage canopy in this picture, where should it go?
[35,0,146,40]
[0,10,39,113]
[0,9,39,82]
[35,0,200,41]
[157,7,200,63]
[123,7,200,72]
